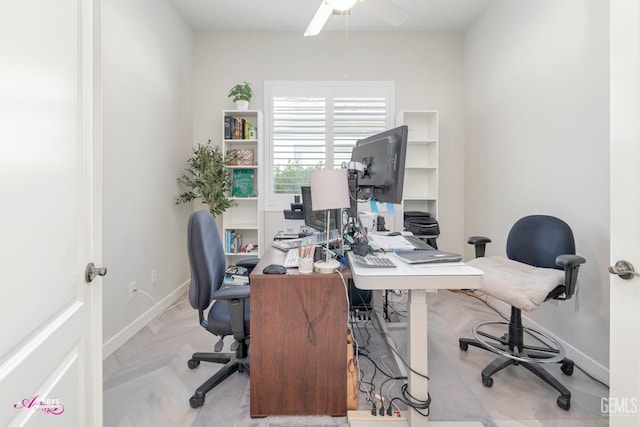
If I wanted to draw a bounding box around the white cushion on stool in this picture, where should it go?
[467,256,564,312]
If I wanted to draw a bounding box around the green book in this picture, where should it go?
[232,169,255,197]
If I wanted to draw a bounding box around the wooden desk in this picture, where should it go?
[249,247,351,418]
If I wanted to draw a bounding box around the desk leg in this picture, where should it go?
[407,289,429,427]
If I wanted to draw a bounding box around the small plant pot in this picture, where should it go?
[235,100,249,111]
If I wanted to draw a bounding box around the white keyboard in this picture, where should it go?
[283,248,300,268]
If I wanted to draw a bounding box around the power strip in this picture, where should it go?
[347,409,407,422]
[350,308,372,322]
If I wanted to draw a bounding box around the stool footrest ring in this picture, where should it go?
[471,320,566,364]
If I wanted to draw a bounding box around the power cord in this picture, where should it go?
[159,296,188,317]
[291,281,329,345]
[353,318,432,417]
[133,288,158,305]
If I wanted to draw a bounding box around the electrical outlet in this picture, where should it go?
[151,269,157,285]
[129,281,137,299]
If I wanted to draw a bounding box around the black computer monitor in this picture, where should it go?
[301,186,340,232]
[349,125,408,204]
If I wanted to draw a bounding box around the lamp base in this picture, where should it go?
[314,259,340,274]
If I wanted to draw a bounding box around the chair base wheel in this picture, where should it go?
[460,342,469,351]
[189,395,204,408]
[187,359,200,369]
[557,395,570,410]
[561,360,574,376]
[482,375,493,387]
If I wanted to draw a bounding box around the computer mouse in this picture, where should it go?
[263,264,287,275]
[387,231,402,236]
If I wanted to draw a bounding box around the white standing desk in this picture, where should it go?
[347,251,484,427]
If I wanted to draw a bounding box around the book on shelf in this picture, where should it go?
[234,117,244,139]
[231,169,255,197]
[225,115,256,140]
[225,230,242,253]
[224,230,257,255]
[225,115,245,140]
[224,115,233,140]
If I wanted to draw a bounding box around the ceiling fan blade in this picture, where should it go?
[359,0,409,27]
[304,1,334,36]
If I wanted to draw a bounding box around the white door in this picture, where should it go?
[0,1,103,426]
[609,1,640,425]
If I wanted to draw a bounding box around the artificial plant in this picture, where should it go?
[227,81,253,102]
[176,141,240,216]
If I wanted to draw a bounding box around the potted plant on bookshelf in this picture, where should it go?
[176,141,240,216]
[227,81,253,110]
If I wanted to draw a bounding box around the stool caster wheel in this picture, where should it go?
[189,395,204,408]
[187,359,200,369]
[557,395,570,410]
[482,375,493,388]
[459,342,469,351]
[561,360,574,376]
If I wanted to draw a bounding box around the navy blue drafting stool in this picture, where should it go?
[186,210,258,409]
[459,215,585,410]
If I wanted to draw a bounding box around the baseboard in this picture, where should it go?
[486,296,610,387]
[102,280,190,359]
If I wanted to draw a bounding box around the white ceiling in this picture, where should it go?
[171,0,493,33]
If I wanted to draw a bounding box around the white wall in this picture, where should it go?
[192,31,467,252]
[465,0,610,375]
[102,0,194,356]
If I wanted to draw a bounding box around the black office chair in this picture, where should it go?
[459,215,585,410]
[186,210,258,409]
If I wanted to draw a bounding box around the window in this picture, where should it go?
[265,81,394,210]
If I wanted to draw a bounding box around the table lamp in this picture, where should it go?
[310,169,350,274]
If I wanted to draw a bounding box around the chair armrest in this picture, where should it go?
[555,254,586,299]
[556,254,586,268]
[468,236,492,258]
[211,285,250,301]
[211,285,250,343]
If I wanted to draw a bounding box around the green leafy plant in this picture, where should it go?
[176,141,240,216]
[227,81,253,102]
[274,160,324,194]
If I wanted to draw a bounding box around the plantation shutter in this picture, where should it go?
[272,96,327,194]
[272,96,389,192]
[333,97,388,169]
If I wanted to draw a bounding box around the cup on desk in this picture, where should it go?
[298,256,314,273]
[298,242,315,274]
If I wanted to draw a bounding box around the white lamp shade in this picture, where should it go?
[310,169,350,211]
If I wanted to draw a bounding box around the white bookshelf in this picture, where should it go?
[396,111,439,230]
[221,110,264,262]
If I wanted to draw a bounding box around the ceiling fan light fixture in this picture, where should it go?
[327,0,358,12]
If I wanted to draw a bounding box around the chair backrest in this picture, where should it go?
[506,215,576,270]
[187,210,226,312]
